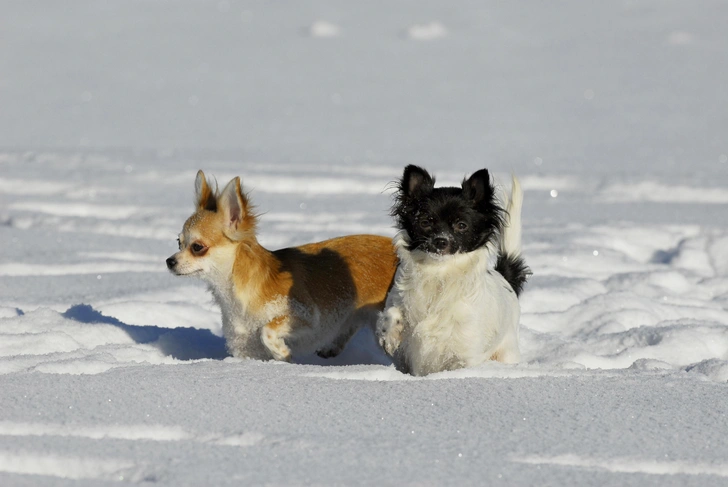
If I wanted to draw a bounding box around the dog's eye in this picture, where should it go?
[456,222,468,231]
[176,238,182,250]
[190,243,206,255]
[419,219,432,230]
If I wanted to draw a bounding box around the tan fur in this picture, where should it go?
[194,171,217,212]
[167,170,398,361]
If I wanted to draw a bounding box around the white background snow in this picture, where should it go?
[1,1,728,485]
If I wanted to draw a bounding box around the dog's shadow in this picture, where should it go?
[62,304,229,360]
[61,304,392,366]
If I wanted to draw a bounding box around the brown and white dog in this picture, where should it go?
[166,171,398,362]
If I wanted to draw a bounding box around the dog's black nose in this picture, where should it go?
[433,238,449,250]
[166,256,177,269]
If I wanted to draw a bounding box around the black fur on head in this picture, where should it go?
[391,165,505,256]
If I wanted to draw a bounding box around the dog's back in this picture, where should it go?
[275,235,398,313]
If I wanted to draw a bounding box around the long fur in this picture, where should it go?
[496,176,530,296]
[377,167,529,376]
[390,165,505,255]
[167,170,398,362]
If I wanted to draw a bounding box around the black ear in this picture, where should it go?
[401,165,435,197]
[462,169,493,205]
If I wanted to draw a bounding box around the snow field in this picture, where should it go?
[3,154,727,382]
[2,0,728,484]
[2,159,728,484]
[1,361,727,486]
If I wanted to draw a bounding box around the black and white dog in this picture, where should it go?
[376,165,530,376]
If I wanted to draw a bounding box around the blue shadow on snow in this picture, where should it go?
[61,304,392,366]
[62,304,229,360]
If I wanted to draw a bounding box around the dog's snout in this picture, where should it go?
[433,237,449,251]
[166,256,177,269]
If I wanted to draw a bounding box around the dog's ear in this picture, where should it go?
[194,170,217,211]
[462,169,494,206]
[219,177,253,240]
[401,165,435,197]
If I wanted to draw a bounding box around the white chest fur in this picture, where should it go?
[394,242,521,375]
[209,279,283,360]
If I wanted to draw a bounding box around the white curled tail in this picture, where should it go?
[501,175,523,257]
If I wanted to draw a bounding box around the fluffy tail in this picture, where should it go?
[495,176,530,296]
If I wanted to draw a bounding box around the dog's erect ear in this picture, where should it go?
[462,169,493,206]
[401,165,435,197]
[195,170,217,211]
[219,177,252,240]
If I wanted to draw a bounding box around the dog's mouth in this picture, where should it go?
[180,269,202,276]
[407,238,457,256]
[413,244,459,259]
[167,266,203,277]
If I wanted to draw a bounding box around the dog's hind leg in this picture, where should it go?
[490,335,521,364]
[316,317,358,359]
[316,307,378,358]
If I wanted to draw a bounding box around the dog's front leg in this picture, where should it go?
[376,306,405,357]
[261,316,293,362]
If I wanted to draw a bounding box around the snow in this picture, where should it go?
[2,0,728,485]
[406,22,448,41]
[309,21,342,39]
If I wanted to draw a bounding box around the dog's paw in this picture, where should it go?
[315,345,342,359]
[261,322,292,362]
[376,307,404,357]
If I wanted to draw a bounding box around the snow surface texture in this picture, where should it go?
[2,1,728,485]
